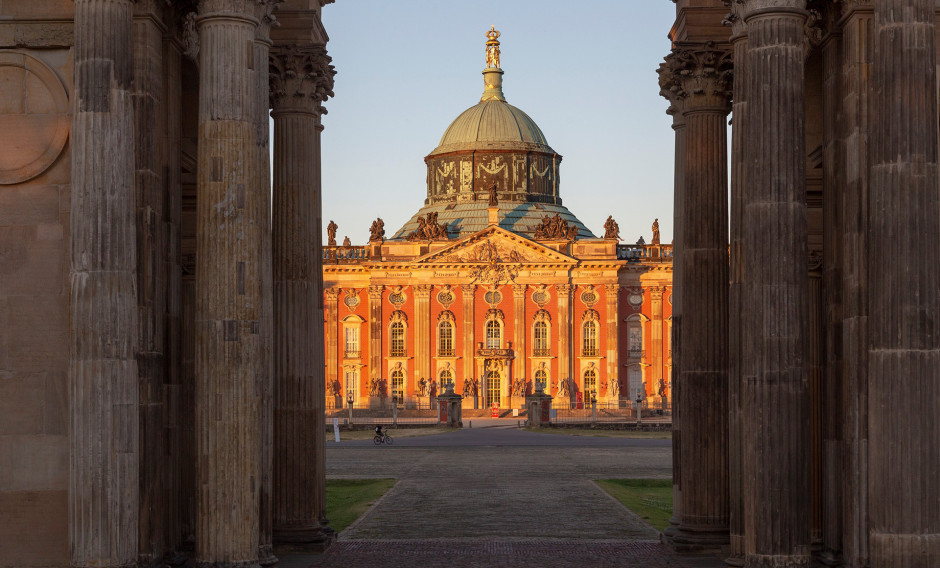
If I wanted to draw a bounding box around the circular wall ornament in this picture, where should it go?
[580,286,598,306]
[437,287,455,308]
[388,287,406,308]
[484,288,502,305]
[531,287,549,307]
[628,293,644,307]
[0,51,70,185]
[343,290,360,310]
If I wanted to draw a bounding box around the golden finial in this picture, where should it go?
[485,25,501,69]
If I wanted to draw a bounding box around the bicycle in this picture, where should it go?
[373,431,394,445]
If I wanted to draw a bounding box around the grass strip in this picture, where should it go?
[326,478,396,533]
[595,478,673,531]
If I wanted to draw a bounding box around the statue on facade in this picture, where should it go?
[327,220,338,246]
[406,212,450,241]
[342,236,351,247]
[369,217,385,242]
[567,225,579,240]
[532,213,574,240]
[487,182,498,207]
[658,378,667,398]
[651,218,660,245]
[485,26,501,68]
[603,215,621,240]
[463,377,478,397]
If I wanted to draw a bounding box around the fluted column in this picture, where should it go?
[556,284,572,402]
[741,2,811,566]
[325,288,339,396]
[415,285,432,391]
[725,4,749,563]
[270,45,335,552]
[868,1,940,565]
[461,285,476,403]
[194,1,267,564]
[70,1,139,566]
[512,284,526,388]
[604,284,619,403]
[659,41,732,552]
[369,286,384,389]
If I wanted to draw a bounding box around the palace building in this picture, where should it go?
[322,29,673,410]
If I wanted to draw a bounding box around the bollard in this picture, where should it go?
[469,420,472,428]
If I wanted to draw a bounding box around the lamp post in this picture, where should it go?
[346,389,354,426]
[635,389,643,425]
[591,389,598,425]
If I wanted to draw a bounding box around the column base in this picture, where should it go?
[663,524,730,554]
[273,524,334,554]
[258,544,278,567]
[743,553,810,568]
[195,561,261,568]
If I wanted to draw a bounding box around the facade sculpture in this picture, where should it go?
[369,218,386,242]
[604,216,621,240]
[327,219,338,246]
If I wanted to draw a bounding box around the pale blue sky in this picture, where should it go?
[319,1,677,245]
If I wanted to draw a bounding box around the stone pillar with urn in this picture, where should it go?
[269,44,336,553]
[658,41,732,552]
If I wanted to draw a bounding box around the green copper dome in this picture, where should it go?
[430,99,555,155]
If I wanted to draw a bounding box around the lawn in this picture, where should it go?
[594,478,673,531]
[325,478,396,533]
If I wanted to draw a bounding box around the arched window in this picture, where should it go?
[438,320,454,356]
[390,369,404,400]
[439,368,454,392]
[390,322,406,357]
[583,368,597,396]
[582,320,597,356]
[535,368,548,391]
[533,321,549,356]
[486,319,501,349]
[485,370,501,407]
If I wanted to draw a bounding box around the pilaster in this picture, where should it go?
[556,284,572,402]
[414,285,433,392]
[461,285,476,404]
[741,2,811,566]
[270,43,335,552]
[512,284,527,389]
[369,286,384,387]
[604,284,619,403]
[70,1,140,566]
[325,287,340,401]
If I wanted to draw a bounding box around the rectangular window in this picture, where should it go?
[344,369,358,405]
[344,326,360,358]
[582,322,597,357]
[628,325,643,357]
[533,322,550,356]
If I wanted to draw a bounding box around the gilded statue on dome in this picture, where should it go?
[485,26,501,69]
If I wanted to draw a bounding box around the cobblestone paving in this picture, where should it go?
[280,426,724,567]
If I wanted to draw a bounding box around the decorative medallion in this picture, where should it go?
[628,290,644,308]
[580,285,598,307]
[484,288,503,306]
[582,309,600,322]
[485,308,505,321]
[343,288,360,311]
[531,285,550,308]
[388,286,406,308]
[437,285,455,309]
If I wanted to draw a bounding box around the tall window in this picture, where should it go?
[486,320,501,349]
[582,321,597,356]
[344,326,359,358]
[440,369,454,392]
[533,321,549,356]
[344,368,358,404]
[438,320,454,356]
[390,322,406,356]
[583,368,597,396]
[535,369,547,391]
[390,369,404,399]
[486,370,501,407]
[629,324,643,356]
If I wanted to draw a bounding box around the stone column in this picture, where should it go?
[556,284,572,403]
[604,284,619,403]
[369,285,384,389]
[270,45,335,552]
[133,1,168,563]
[461,284,476,402]
[659,42,732,552]
[70,1,139,566]
[512,284,526,391]
[415,285,432,393]
[741,2,811,566]
[868,0,940,565]
[325,288,339,395]
[839,5,873,564]
[194,1,267,564]
[808,253,824,548]
[725,4,749,563]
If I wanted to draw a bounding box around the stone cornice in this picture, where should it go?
[269,45,335,114]
[658,41,733,115]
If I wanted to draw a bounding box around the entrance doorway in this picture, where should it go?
[485,371,501,408]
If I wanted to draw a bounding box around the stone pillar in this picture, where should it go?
[70,1,139,566]
[369,285,384,389]
[556,284,572,404]
[741,2,811,566]
[512,284,526,392]
[270,45,335,553]
[604,284,619,403]
[659,42,732,552]
[839,5,873,564]
[132,1,168,563]
[725,5,749,563]
[808,253,824,548]
[194,1,267,564]
[461,284,476,404]
[415,285,432,393]
[325,288,339,395]
[868,0,940,565]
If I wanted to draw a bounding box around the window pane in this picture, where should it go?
[583,321,597,356]
[486,320,501,349]
[439,321,453,355]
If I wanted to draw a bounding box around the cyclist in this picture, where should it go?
[374,424,383,438]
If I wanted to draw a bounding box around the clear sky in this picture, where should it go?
[318,1,677,245]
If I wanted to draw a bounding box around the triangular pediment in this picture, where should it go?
[413,226,577,266]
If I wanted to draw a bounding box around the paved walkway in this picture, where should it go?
[282,422,725,567]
